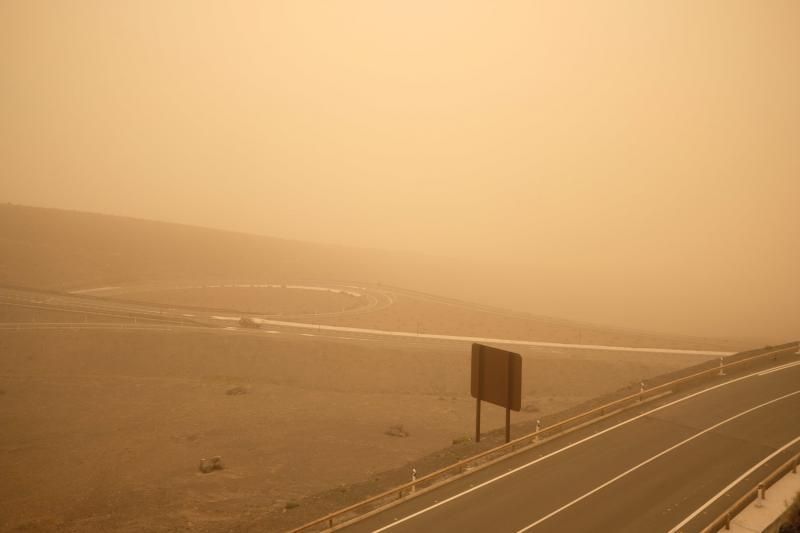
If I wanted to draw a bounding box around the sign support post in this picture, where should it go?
[475,397,482,443]
[505,351,513,443]
[475,347,483,442]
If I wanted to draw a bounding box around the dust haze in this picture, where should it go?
[2,3,800,532]
[2,1,798,339]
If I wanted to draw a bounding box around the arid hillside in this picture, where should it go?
[0,205,769,532]
[0,203,394,290]
[0,204,763,346]
[1,204,523,301]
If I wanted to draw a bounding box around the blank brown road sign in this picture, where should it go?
[470,343,522,411]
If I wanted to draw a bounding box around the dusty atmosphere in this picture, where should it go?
[1,1,799,532]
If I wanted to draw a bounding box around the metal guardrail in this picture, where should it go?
[290,342,800,533]
[700,450,800,532]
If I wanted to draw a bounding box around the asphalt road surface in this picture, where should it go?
[340,349,800,533]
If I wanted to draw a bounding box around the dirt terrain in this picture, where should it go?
[0,206,754,532]
[0,322,719,532]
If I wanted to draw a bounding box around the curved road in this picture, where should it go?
[341,347,800,533]
[0,285,731,356]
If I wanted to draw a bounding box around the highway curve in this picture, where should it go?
[340,347,800,533]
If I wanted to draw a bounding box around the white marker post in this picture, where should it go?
[718,356,726,376]
[639,381,645,401]
[411,467,417,493]
[534,419,541,443]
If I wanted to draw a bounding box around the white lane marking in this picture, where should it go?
[109,282,364,298]
[514,390,800,532]
[758,360,800,376]
[371,354,799,532]
[300,333,315,337]
[0,325,174,332]
[239,318,731,356]
[264,330,280,334]
[69,286,120,294]
[668,434,800,533]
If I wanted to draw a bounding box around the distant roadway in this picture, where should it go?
[0,285,732,356]
[338,346,800,533]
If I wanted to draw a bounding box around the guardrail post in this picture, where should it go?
[718,356,725,376]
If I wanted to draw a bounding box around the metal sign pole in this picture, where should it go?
[505,354,513,443]
[476,347,483,442]
[475,397,481,443]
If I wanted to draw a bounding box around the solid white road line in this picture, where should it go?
[214,317,733,356]
[668,434,800,533]
[514,390,800,532]
[371,356,799,532]
[758,360,800,376]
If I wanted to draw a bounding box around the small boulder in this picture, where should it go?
[199,456,224,473]
[385,424,410,438]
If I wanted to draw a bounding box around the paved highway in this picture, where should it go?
[340,348,800,533]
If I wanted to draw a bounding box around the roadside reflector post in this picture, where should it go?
[411,467,417,493]
[718,356,726,376]
[534,419,541,442]
[639,381,645,401]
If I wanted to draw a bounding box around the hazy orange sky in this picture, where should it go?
[1,1,798,341]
